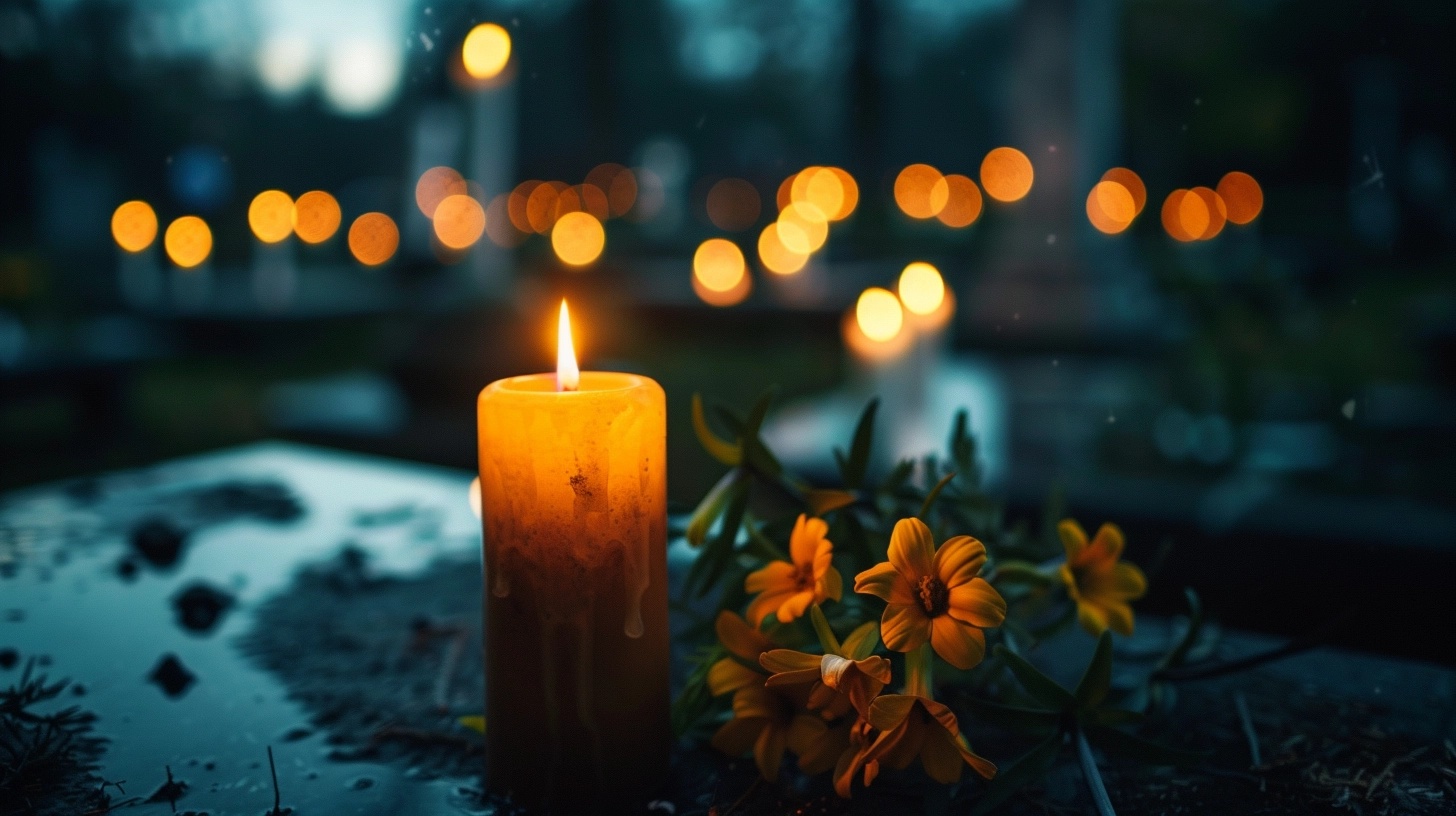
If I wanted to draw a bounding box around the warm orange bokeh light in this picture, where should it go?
[856,287,904,343]
[348,212,399,266]
[416,167,467,218]
[553,186,583,220]
[1086,181,1137,235]
[1218,171,1263,225]
[775,175,795,212]
[577,184,610,220]
[1101,168,1147,216]
[164,216,212,268]
[894,163,948,219]
[484,194,527,248]
[607,169,638,218]
[980,147,1034,202]
[705,178,761,232]
[551,211,605,267]
[293,190,341,244]
[1161,190,1205,242]
[776,201,828,254]
[111,200,158,253]
[526,181,567,233]
[897,262,945,316]
[933,174,984,228]
[693,263,751,307]
[692,238,746,293]
[792,167,845,223]
[1190,186,1227,239]
[434,194,487,250]
[462,23,511,80]
[757,223,808,275]
[508,180,541,233]
[825,167,859,220]
[248,190,294,244]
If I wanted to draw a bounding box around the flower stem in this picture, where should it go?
[905,643,934,698]
[1074,725,1117,816]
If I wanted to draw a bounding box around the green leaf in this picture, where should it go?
[692,393,741,466]
[1075,631,1113,709]
[1156,588,1204,673]
[742,517,789,563]
[457,715,485,734]
[950,409,973,470]
[990,562,1056,588]
[1088,708,1144,727]
[685,468,743,547]
[740,388,783,477]
[959,698,1061,731]
[841,398,879,489]
[1087,725,1209,767]
[809,604,841,655]
[970,729,1064,816]
[995,645,1076,711]
[917,471,957,520]
[805,489,857,516]
[839,621,879,659]
[683,477,748,597]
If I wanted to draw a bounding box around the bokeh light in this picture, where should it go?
[1161,190,1206,242]
[793,167,845,222]
[164,216,212,269]
[111,200,158,253]
[693,265,751,307]
[433,194,487,250]
[508,181,540,233]
[1190,186,1227,239]
[629,168,663,222]
[1218,171,1263,225]
[825,167,859,220]
[705,178,761,231]
[554,186,583,220]
[1101,168,1146,216]
[856,287,904,343]
[933,174,983,228]
[757,223,808,275]
[348,213,399,266]
[897,262,945,316]
[321,38,402,117]
[776,201,828,254]
[776,175,795,212]
[551,211,605,267]
[416,167,467,218]
[462,23,511,81]
[693,238,746,293]
[576,184,610,221]
[607,168,638,218]
[526,181,567,233]
[894,164,948,219]
[293,190,341,244]
[980,147,1034,202]
[485,194,528,248]
[248,190,294,244]
[1086,180,1137,235]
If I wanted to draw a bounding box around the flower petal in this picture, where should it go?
[1100,600,1135,636]
[819,565,844,603]
[1085,523,1125,565]
[732,685,783,720]
[1076,600,1109,636]
[788,715,844,775]
[754,722,788,781]
[1058,563,1082,602]
[867,694,918,732]
[854,562,913,604]
[933,536,987,588]
[745,560,797,595]
[715,610,774,661]
[746,589,796,627]
[760,648,823,674]
[920,725,965,784]
[1058,518,1089,563]
[957,736,998,780]
[879,603,932,653]
[708,657,763,696]
[1109,561,1147,599]
[888,517,935,581]
[791,514,829,567]
[712,715,763,756]
[776,590,815,624]
[947,578,1007,628]
[929,615,986,670]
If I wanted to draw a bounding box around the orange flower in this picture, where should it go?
[832,717,878,798]
[707,610,777,696]
[853,518,1006,670]
[712,685,827,781]
[1057,519,1147,636]
[760,649,891,720]
[745,514,843,625]
[860,694,996,785]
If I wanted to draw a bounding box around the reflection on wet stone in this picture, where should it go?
[130,518,188,569]
[0,649,16,670]
[172,583,235,634]
[148,654,197,698]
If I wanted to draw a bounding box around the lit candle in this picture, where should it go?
[476,301,669,811]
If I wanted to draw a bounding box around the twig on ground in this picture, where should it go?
[1235,692,1262,768]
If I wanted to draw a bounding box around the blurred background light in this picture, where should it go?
[979,147,1034,203]
[856,287,904,343]
[551,211,605,267]
[932,174,983,228]
[462,23,512,81]
[895,164,948,219]
[416,167,467,218]
[293,191,342,244]
[111,201,158,253]
[164,216,213,268]
[705,178,761,232]
[897,262,945,316]
[248,190,295,244]
[1086,180,1136,235]
[433,194,487,250]
[1218,172,1264,225]
[168,145,232,213]
[1101,168,1147,217]
[255,34,316,100]
[757,223,808,275]
[347,212,399,266]
[693,238,747,294]
[321,37,402,117]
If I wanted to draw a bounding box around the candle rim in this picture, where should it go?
[484,371,655,396]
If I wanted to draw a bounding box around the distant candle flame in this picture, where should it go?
[557,300,580,392]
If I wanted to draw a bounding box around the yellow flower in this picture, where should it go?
[711,685,828,781]
[859,694,996,786]
[1057,519,1147,636]
[853,518,1006,670]
[832,717,878,798]
[745,514,843,626]
[760,649,892,720]
[707,610,777,697]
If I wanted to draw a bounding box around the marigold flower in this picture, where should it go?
[760,649,891,720]
[860,694,996,785]
[711,685,827,781]
[1057,519,1147,636]
[853,518,1006,670]
[744,514,843,626]
[832,717,879,798]
[707,610,777,696]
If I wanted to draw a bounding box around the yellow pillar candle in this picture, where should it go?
[476,302,669,812]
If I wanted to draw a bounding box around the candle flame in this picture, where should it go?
[556,300,580,392]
